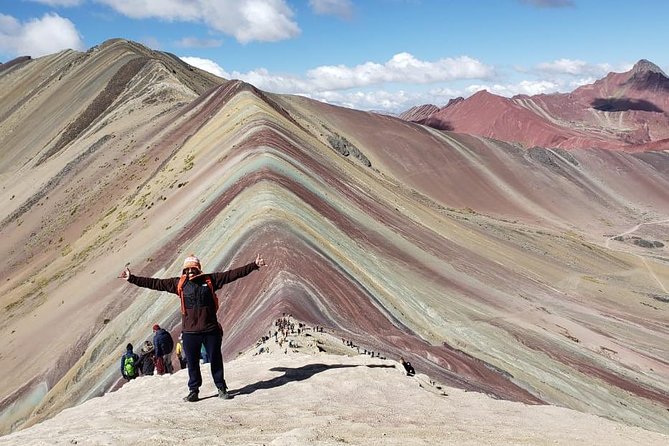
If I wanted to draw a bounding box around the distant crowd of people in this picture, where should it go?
[250,315,415,377]
[338,335,416,376]
[254,315,318,355]
[340,337,387,360]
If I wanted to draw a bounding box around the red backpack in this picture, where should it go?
[176,274,218,315]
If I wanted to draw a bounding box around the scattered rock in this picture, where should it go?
[327,134,372,167]
[649,294,669,303]
[632,238,664,248]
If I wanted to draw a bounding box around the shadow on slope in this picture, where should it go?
[421,116,454,130]
[231,363,395,397]
[591,98,663,112]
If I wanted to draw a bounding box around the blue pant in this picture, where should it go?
[182,328,225,392]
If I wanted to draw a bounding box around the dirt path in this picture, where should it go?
[604,217,669,293]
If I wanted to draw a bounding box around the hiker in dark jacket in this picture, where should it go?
[137,341,155,376]
[400,356,416,376]
[152,324,174,375]
[120,343,139,381]
[119,253,266,402]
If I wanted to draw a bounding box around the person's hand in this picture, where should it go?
[118,266,131,280]
[255,253,266,267]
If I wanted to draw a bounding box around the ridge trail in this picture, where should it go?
[604,217,669,293]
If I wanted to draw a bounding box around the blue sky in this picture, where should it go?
[1,0,668,113]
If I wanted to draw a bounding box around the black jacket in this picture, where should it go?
[137,352,155,375]
[129,262,259,333]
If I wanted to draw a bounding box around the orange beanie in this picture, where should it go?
[182,254,201,271]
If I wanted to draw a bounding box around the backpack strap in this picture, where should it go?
[177,275,187,315]
[204,276,219,312]
[177,274,218,315]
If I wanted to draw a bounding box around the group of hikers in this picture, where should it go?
[120,324,183,381]
[119,253,266,401]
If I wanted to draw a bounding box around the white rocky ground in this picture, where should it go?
[0,329,666,446]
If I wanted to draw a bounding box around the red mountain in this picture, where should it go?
[403,60,669,151]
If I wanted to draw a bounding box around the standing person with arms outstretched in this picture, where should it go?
[119,253,267,401]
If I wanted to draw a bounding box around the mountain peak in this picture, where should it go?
[471,89,496,98]
[631,59,667,77]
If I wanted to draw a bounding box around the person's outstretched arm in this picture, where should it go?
[210,253,267,289]
[119,267,179,294]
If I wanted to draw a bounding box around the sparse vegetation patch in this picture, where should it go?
[182,153,195,172]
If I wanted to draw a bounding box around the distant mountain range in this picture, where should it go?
[400,60,669,151]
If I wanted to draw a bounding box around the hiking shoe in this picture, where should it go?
[183,390,199,402]
[218,388,230,400]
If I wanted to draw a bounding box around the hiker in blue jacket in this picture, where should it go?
[152,324,174,375]
[121,343,139,381]
[119,253,266,402]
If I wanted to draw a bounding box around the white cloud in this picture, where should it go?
[289,86,467,113]
[30,0,84,6]
[537,58,587,75]
[316,90,411,111]
[466,80,560,97]
[180,53,497,112]
[0,13,84,58]
[516,80,560,95]
[180,56,230,78]
[175,37,223,48]
[95,0,202,20]
[299,89,414,112]
[0,14,21,36]
[308,0,354,19]
[228,0,300,43]
[182,53,492,94]
[181,54,636,113]
[568,77,597,89]
[97,0,300,43]
[306,53,493,90]
[536,58,613,76]
[233,68,310,92]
